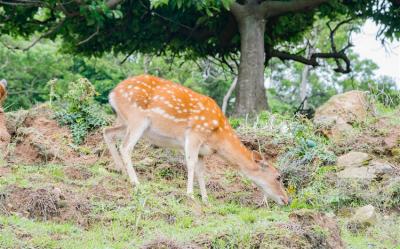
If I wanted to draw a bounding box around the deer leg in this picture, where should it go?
[103,125,126,173]
[120,119,150,186]
[196,157,208,203]
[184,132,201,199]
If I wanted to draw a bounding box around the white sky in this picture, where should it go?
[351,19,400,86]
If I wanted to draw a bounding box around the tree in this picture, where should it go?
[1,0,399,116]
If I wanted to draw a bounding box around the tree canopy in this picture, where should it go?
[1,0,399,115]
[1,0,398,57]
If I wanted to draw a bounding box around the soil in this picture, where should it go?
[6,105,100,166]
[332,115,400,165]
[64,166,92,180]
[0,185,91,226]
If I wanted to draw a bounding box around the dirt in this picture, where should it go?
[89,176,132,204]
[64,166,92,180]
[288,210,345,249]
[0,185,92,226]
[5,104,100,166]
[0,167,11,177]
[332,116,400,165]
[141,237,200,249]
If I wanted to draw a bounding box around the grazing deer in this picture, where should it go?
[103,75,289,205]
[0,79,7,105]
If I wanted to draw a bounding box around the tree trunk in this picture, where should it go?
[234,12,268,116]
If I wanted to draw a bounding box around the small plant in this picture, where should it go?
[53,78,110,144]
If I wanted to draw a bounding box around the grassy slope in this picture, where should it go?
[0,160,399,249]
[1,104,400,249]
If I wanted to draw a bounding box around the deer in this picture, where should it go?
[0,79,7,105]
[103,75,290,205]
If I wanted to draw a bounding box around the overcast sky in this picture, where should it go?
[352,19,400,86]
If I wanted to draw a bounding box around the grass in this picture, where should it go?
[0,163,290,249]
[1,161,399,249]
[1,107,399,248]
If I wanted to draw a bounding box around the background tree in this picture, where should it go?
[0,0,399,115]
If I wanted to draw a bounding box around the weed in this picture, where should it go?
[53,78,110,144]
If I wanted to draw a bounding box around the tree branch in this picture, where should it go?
[77,26,99,46]
[106,0,123,8]
[22,19,65,51]
[260,0,329,18]
[269,17,354,74]
[229,2,246,19]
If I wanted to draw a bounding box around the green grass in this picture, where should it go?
[0,157,399,248]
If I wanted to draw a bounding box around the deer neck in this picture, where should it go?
[215,130,258,172]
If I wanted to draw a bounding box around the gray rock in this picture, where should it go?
[368,160,395,175]
[337,167,376,179]
[337,151,371,169]
[352,204,377,226]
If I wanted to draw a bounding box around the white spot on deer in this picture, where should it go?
[200,116,205,120]
[212,120,219,126]
[127,85,132,89]
[151,108,166,115]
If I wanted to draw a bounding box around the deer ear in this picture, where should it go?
[0,79,7,88]
[251,150,264,163]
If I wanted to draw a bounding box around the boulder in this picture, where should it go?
[351,204,377,226]
[337,156,396,180]
[337,151,371,169]
[314,91,374,141]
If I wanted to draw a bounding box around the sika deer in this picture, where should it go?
[0,79,7,104]
[103,75,289,205]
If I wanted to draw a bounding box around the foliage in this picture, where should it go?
[1,1,398,62]
[232,112,336,192]
[0,37,76,110]
[53,78,110,144]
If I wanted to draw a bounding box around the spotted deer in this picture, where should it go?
[0,79,7,105]
[103,75,289,205]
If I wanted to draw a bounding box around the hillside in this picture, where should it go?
[0,91,399,249]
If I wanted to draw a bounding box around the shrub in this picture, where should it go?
[53,78,110,144]
[232,112,336,192]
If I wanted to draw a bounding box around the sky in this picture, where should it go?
[351,19,400,86]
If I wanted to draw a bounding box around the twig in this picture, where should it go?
[22,19,66,51]
[77,26,100,46]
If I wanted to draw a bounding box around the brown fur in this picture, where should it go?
[104,75,289,205]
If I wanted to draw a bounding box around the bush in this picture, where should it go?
[53,78,110,144]
[232,112,336,193]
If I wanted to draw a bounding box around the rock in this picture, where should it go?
[337,151,371,169]
[351,204,377,226]
[289,210,345,249]
[368,160,395,175]
[314,91,374,141]
[337,167,376,179]
[337,158,396,180]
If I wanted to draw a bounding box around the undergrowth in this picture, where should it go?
[52,78,110,144]
[231,112,336,192]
